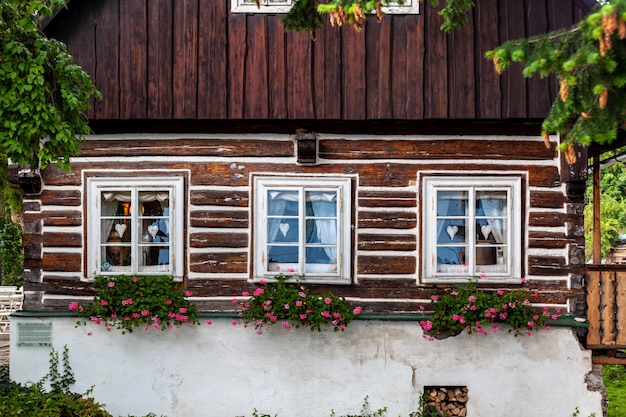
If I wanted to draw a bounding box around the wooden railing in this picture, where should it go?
[586,265,626,349]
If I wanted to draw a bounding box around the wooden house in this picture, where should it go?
[9,1,611,416]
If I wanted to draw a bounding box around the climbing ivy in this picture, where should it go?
[0,0,100,171]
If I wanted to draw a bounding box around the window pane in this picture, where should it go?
[436,220,466,244]
[101,244,131,271]
[437,190,467,216]
[267,191,298,215]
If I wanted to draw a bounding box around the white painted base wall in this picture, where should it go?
[10,317,602,417]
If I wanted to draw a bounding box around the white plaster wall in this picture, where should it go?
[11,317,602,417]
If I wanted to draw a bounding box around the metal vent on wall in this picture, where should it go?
[17,322,52,346]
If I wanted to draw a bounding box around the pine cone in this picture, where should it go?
[599,88,608,109]
[559,79,569,101]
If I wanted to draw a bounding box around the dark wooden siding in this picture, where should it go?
[44,0,591,123]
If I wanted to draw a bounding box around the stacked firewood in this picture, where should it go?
[424,386,468,416]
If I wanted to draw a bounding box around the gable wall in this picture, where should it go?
[44,0,590,122]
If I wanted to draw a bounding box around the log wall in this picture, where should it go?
[21,133,585,313]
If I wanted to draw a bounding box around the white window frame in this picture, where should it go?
[253,176,352,284]
[86,177,185,281]
[231,0,419,14]
[421,176,522,284]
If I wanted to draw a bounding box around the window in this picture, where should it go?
[253,176,352,283]
[231,0,420,14]
[86,177,184,280]
[422,176,522,283]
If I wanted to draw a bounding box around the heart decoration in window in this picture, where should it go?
[148,224,159,239]
[481,225,492,240]
[446,225,458,240]
[279,222,290,238]
[115,223,126,239]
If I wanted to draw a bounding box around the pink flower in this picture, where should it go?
[450,291,458,296]
[132,312,140,318]
[284,303,290,310]
[419,305,425,311]
[468,295,476,302]
[321,311,331,318]
[469,305,476,311]
[165,299,172,305]
[324,297,332,305]
[206,320,212,325]
[551,314,558,320]
[259,279,267,285]
[287,268,296,273]
[110,313,117,319]
[420,320,433,332]
[523,299,531,306]
[497,289,504,296]
[152,323,160,329]
[295,300,303,307]
[533,291,539,297]
[520,277,528,284]
[499,312,508,320]
[527,330,532,336]
[431,295,439,301]
[533,314,539,320]
[122,298,133,306]
[179,307,187,314]
[87,332,93,336]
[479,273,487,279]
[107,281,115,288]
[353,306,362,315]
[528,321,535,327]
[300,314,308,320]
[545,326,551,331]
[232,320,238,326]
[68,302,79,311]
[253,288,264,296]
[232,298,238,303]
[281,321,292,330]
[458,316,465,324]
[452,314,460,321]
[242,291,250,297]
[339,325,346,331]
[141,310,150,316]
[298,291,306,298]
[185,291,193,297]
[100,300,108,306]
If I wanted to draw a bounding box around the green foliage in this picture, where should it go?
[0,346,113,417]
[0,0,100,171]
[0,219,24,286]
[419,277,556,340]
[604,365,626,417]
[584,160,626,261]
[237,273,362,332]
[71,275,200,334]
[486,0,626,148]
[329,396,387,417]
[283,0,473,34]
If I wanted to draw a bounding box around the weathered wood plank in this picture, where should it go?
[391,17,408,118]
[358,190,417,208]
[528,231,568,249]
[190,190,249,207]
[147,0,173,118]
[357,255,416,274]
[245,15,269,119]
[527,256,567,275]
[268,16,288,118]
[228,13,246,118]
[615,271,626,345]
[119,0,147,118]
[500,0,527,118]
[365,18,392,119]
[42,233,83,248]
[189,210,249,228]
[406,13,425,119]
[342,25,366,120]
[425,1,448,118]
[197,0,227,118]
[287,32,315,118]
[40,253,82,272]
[67,0,96,119]
[319,138,555,160]
[316,26,342,119]
[190,233,248,248]
[449,6,475,119]
[530,190,566,209]
[189,253,248,273]
[93,0,119,119]
[43,212,82,227]
[601,270,616,345]
[173,0,198,118]
[40,190,81,207]
[358,233,416,251]
[529,212,566,228]
[357,211,417,229]
[476,0,501,118]
[79,138,294,158]
[526,0,552,118]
